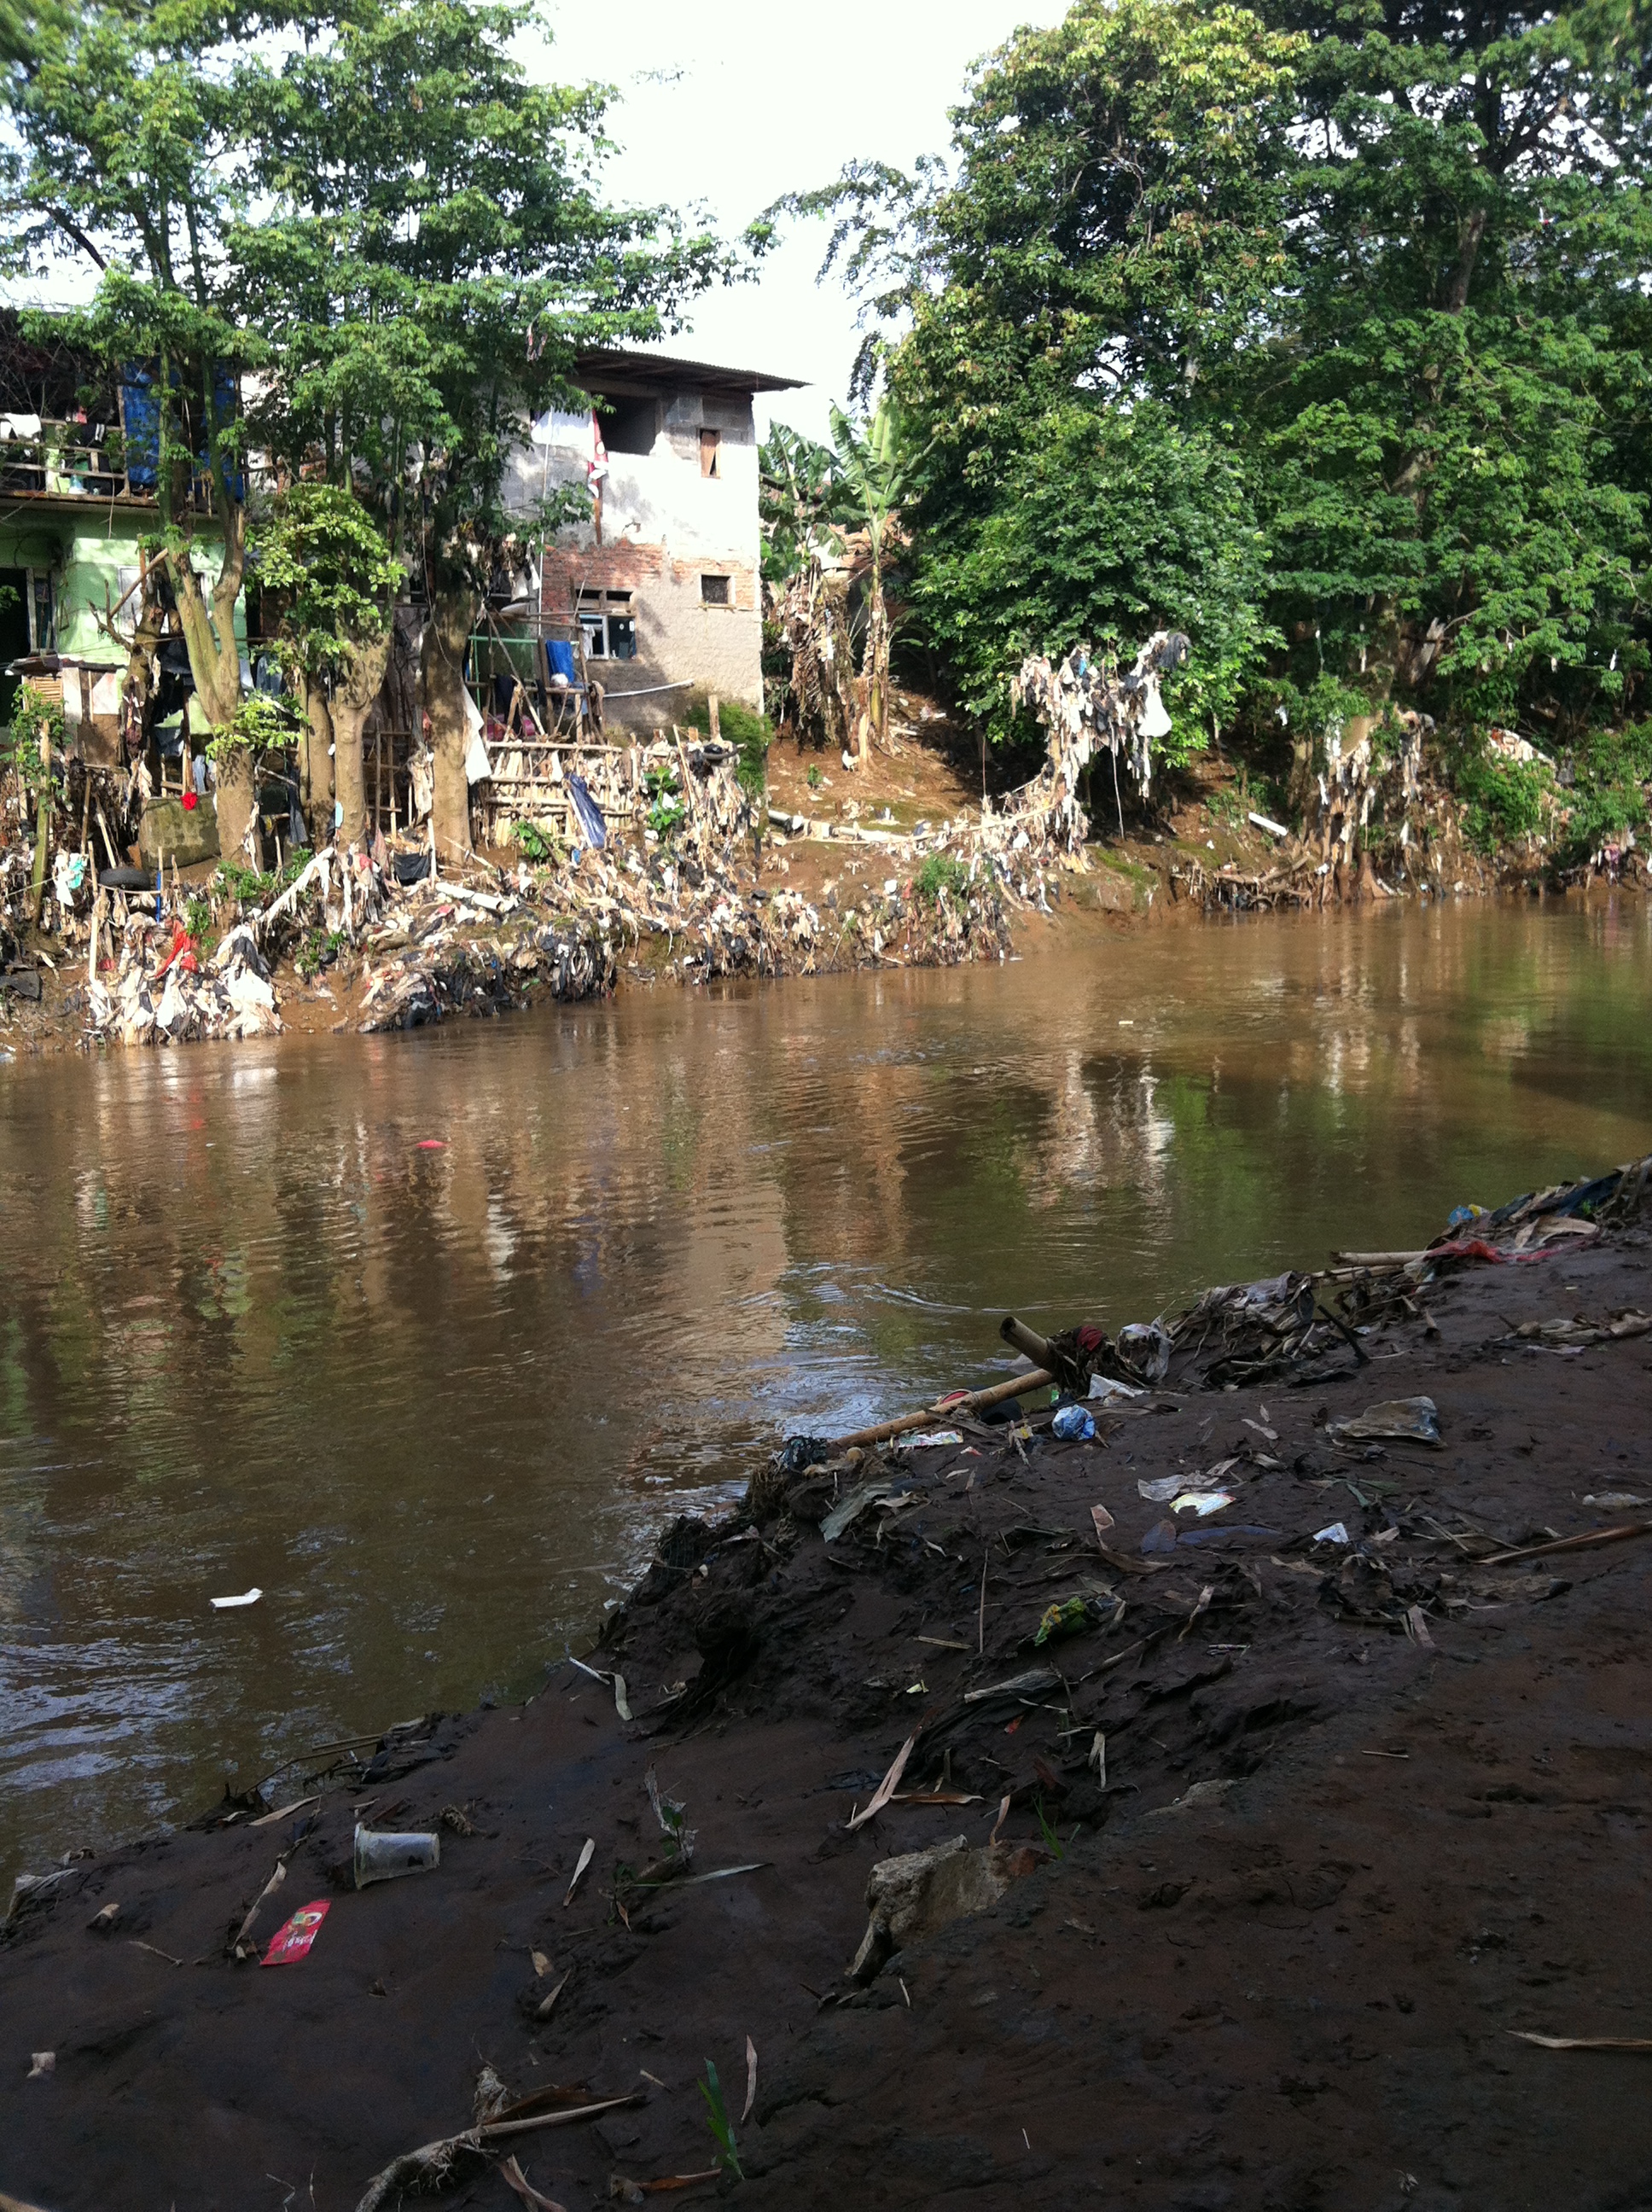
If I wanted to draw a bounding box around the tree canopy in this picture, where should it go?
[0,0,730,853]
[782,0,1652,778]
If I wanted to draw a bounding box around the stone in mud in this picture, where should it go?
[848,1834,1047,1982]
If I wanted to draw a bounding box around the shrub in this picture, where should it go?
[916,852,970,904]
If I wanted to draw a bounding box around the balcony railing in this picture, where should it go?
[0,420,260,509]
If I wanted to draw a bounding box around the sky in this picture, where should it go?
[540,0,1067,442]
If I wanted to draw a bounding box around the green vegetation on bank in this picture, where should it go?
[760,0,1652,855]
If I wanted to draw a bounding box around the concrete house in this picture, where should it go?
[509,348,801,731]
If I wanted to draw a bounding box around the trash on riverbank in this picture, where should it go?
[261,1900,330,1965]
[1329,1396,1443,1447]
[353,1825,440,1889]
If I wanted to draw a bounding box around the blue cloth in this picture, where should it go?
[566,773,608,850]
[547,639,578,683]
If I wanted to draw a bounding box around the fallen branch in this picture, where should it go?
[1481,1521,1652,1566]
[355,2095,646,2212]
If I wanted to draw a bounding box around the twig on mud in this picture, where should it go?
[1481,1520,1652,1566]
[355,2096,645,2212]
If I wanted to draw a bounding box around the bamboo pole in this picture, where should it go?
[831,1368,1055,1452]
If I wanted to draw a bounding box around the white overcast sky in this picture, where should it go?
[540,0,1067,441]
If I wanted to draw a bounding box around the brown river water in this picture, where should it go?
[3,896,1650,1878]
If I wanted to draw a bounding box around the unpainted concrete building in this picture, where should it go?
[509,348,800,731]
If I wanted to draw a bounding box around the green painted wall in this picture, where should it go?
[0,509,247,660]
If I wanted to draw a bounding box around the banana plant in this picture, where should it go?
[827,400,914,764]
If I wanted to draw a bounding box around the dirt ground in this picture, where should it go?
[3,1185,1652,2212]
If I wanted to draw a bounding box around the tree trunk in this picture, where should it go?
[332,635,391,848]
[215,743,259,864]
[860,559,887,766]
[171,524,253,859]
[300,680,335,837]
[1287,731,1315,829]
[421,589,474,864]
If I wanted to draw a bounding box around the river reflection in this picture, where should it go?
[2,896,1649,1872]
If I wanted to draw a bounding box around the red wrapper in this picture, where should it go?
[261,1900,330,1966]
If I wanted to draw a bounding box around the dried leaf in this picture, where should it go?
[499,2156,568,2212]
[564,1839,596,1907]
[846,1732,916,1831]
[742,2035,757,2125]
[1509,2031,1652,2052]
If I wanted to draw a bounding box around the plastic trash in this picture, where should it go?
[1172,1489,1234,1517]
[1033,1597,1091,1645]
[262,1900,330,1965]
[567,773,608,850]
[210,1587,262,1610]
[1329,1396,1442,1448]
[353,1824,440,1889]
[777,1435,831,1476]
[1051,1406,1096,1441]
[897,1429,963,1451]
[1088,1374,1144,1401]
[1312,1522,1351,1545]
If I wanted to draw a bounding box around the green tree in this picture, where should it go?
[1,0,282,854]
[777,0,1300,764]
[253,483,405,846]
[233,0,728,862]
[778,0,1652,807]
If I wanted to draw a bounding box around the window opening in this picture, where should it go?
[601,396,657,456]
[701,573,730,608]
[700,428,721,478]
[577,587,637,660]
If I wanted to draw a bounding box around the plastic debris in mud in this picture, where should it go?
[353,1824,440,1889]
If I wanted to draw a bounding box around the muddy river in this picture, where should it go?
[3,896,1649,1876]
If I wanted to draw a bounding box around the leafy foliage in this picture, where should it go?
[207,690,300,764]
[779,0,1652,784]
[1456,754,1553,854]
[915,853,969,904]
[3,681,63,793]
[697,2058,742,2181]
[253,485,404,685]
[1560,722,1652,857]
[643,760,684,842]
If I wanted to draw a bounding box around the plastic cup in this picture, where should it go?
[353,1823,440,1889]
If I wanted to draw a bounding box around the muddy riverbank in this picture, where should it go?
[4,1163,1651,2211]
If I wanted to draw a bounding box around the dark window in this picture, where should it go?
[701,573,730,607]
[700,428,721,478]
[600,396,657,455]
